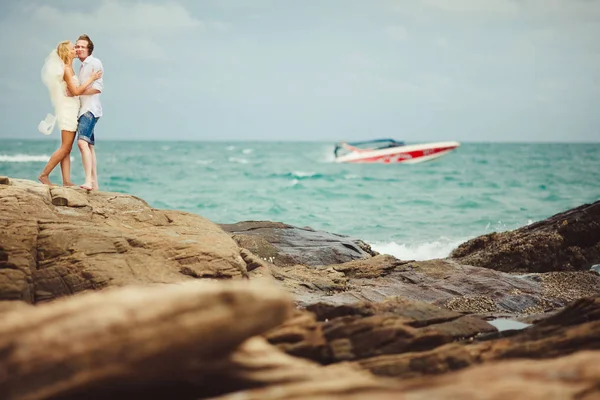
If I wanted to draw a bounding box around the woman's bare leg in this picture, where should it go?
[90,145,99,190]
[78,139,93,190]
[59,131,77,186]
[38,130,76,185]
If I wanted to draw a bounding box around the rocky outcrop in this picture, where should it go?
[0,276,406,400]
[4,177,599,316]
[0,279,295,399]
[0,178,247,303]
[391,350,600,400]
[266,296,600,373]
[265,296,497,365]
[355,296,600,379]
[249,254,600,315]
[3,176,600,399]
[3,273,599,400]
[450,200,600,273]
[220,221,375,267]
[225,213,600,314]
[211,350,600,400]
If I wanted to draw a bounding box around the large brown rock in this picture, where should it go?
[450,200,600,273]
[212,350,600,400]
[0,178,247,303]
[220,221,375,267]
[0,278,402,400]
[355,297,600,379]
[0,279,294,400]
[266,296,497,364]
[393,350,600,400]
[204,337,401,400]
[251,254,600,315]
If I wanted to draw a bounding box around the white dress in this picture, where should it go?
[55,75,81,131]
[40,50,81,133]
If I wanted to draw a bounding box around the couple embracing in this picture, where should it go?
[38,34,103,191]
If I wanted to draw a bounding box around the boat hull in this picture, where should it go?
[334,141,460,164]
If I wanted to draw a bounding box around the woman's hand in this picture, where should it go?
[91,67,103,80]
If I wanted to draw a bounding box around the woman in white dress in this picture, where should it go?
[38,40,102,186]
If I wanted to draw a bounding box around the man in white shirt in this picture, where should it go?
[75,34,103,190]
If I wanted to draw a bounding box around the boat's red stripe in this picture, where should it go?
[349,146,457,163]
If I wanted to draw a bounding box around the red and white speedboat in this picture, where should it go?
[333,139,460,164]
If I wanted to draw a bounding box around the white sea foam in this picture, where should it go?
[292,171,317,178]
[228,157,248,164]
[242,148,254,154]
[195,159,213,165]
[322,145,337,163]
[369,238,466,261]
[0,154,50,163]
[226,145,235,151]
[485,220,525,233]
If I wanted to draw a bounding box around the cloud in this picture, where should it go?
[385,25,408,42]
[420,0,520,16]
[31,1,203,32]
[209,20,232,32]
[521,0,600,23]
[434,37,450,48]
[4,1,232,61]
[346,52,379,69]
[114,38,167,61]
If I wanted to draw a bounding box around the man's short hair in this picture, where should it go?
[77,34,94,55]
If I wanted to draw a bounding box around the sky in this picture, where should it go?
[0,0,599,142]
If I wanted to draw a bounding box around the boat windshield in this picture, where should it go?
[334,139,404,157]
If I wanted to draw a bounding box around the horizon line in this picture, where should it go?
[1,138,600,145]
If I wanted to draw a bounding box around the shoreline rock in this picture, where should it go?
[2,176,600,399]
[219,220,376,267]
[0,178,247,303]
[450,200,600,273]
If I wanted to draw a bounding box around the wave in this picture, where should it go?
[369,238,467,261]
[0,154,50,163]
[291,170,318,178]
[228,157,249,164]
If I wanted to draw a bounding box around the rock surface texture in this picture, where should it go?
[0,178,247,303]
[450,200,600,273]
[1,176,600,399]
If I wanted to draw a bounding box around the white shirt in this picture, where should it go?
[78,55,104,118]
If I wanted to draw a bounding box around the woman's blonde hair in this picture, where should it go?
[56,40,72,65]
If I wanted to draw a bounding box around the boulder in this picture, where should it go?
[450,200,600,273]
[251,254,600,315]
[390,350,600,400]
[0,279,403,400]
[265,296,497,364]
[219,221,375,267]
[0,279,293,400]
[0,179,247,303]
[355,297,600,379]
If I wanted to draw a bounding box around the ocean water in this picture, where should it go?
[1,139,599,261]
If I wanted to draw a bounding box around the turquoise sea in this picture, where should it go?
[1,139,599,260]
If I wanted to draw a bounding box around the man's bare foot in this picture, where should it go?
[80,182,93,191]
[63,182,77,187]
[38,175,52,185]
[92,183,99,190]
